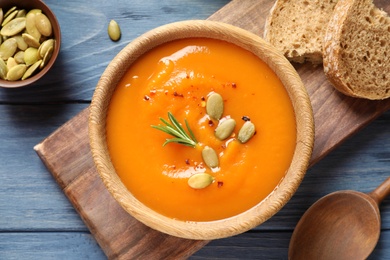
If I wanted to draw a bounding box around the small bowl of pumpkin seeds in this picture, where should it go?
[0,0,61,88]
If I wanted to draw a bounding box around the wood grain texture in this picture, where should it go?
[34,110,390,259]
[192,230,390,259]
[35,108,208,259]
[0,232,106,259]
[0,0,388,258]
[0,108,386,259]
[35,0,390,258]
[289,190,382,259]
[0,104,90,231]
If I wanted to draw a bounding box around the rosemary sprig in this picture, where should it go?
[151,112,198,147]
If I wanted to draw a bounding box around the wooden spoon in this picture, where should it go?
[289,177,390,260]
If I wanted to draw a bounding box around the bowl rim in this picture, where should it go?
[89,20,314,240]
[0,0,61,88]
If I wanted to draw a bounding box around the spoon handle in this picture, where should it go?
[368,177,390,205]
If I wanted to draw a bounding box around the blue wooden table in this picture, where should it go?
[0,0,389,259]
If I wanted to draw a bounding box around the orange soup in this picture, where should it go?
[106,38,297,221]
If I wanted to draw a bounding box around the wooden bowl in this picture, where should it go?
[89,20,314,240]
[0,0,61,88]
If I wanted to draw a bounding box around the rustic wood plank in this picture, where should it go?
[192,229,390,259]
[0,104,90,231]
[35,108,208,259]
[1,229,389,259]
[32,0,390,258]
[0,232,106,259]
[1,108,388,231]
[0,107,387,258]
[0,0,384,258]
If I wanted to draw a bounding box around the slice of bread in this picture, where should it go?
[323,0,390,100]
[264,0,338,64]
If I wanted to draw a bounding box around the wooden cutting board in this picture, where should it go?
[34,0,390,259]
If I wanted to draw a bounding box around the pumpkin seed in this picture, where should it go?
[38,39,54,58]
[22,60,42,80]
[22,33,40,48]
[1,9,17,27]
[1,17,26,36]
[6,64,26,81]
[4,6,17,19]
[27,9,42,16]
[0,8,3,26]
[108,20,121,41]
[215,118,236,140]
[14,51,25,64]
[25,12,41,40]
[0,38,17,60]
[35,13,52,37]
[206,92,224,120]
[188,173,214,189]
[238,121,256,143]
[6,57,17,70]
[13,35,28,50]
[16,9,26,18]
[24,47,40,66]
[202,146,219,169]
[40,46,53,69]
[0,58,8,79]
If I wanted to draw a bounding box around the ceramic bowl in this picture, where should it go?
[0,0,61,88]
[89,20,314,240]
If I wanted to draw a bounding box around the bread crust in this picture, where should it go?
[264,0,338,64]
[323,0,390,100]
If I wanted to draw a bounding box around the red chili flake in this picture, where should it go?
[208,120,214,127]
[242,116,251,121]
[232,82,237,88]
[221,144,227,149]
[185,159,190,165]
[173,91,184,97]
[218,181,224,188]
[201,96,205,101]
[144,95,150,101]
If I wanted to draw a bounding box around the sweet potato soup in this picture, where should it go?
[106,38,297,221]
